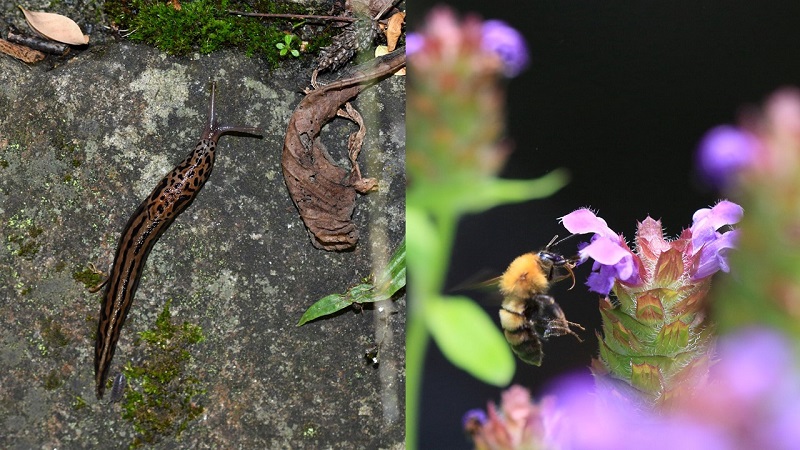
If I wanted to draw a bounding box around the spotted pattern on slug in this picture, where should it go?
[94,83,262,400]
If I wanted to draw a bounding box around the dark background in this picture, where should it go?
[409,1,800,448]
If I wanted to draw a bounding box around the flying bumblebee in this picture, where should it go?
[497,236,584,366]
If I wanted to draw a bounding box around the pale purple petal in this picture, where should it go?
[714,329,800,449]
[577,238,638,294]
[481,20,529,77]
[691,200,744,245]
[561,208,617,239]
[562,209,639,295]
[689,200,742,279]
[692,229,739,280]
[580,238,630,267]
[586,266,617,295]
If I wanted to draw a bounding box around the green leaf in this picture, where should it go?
[408,170,570,217]
[426,296,515,386]
[291,49,299,57]
[297,239,406,326]
[296,293,353,326]
[377,238,406,296]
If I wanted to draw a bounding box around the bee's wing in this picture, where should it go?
[448,270,504,304]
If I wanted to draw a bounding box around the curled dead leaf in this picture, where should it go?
[282,48,405,251]
[19,6,89,45]
[385,12,404,52]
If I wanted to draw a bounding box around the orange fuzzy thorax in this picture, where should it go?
[499,253,549,299]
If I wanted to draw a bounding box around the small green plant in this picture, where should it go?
[276,33,301,57]
[297,239,405,325]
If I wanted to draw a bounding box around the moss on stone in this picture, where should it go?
[73,267,104,290]
[104,0,336,66]
[120,299,206,448]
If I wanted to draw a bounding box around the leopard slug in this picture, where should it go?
[94,82,262,399]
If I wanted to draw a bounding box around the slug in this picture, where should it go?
[94,82,262,399]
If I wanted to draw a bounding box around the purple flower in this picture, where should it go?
[560,203,742,295]
[697,125,757,188]
[678,328,800,449]
[481,20,529,77]
[550,330,799,449]
[561,204,744,295]
[561,209,641,295]
[537,373,732,450]
[405,33,424,56]
[689,200,743,280]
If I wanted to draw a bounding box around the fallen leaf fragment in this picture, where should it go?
[19,6,89,45]
[0,38,45,63]
[385,12,404,52]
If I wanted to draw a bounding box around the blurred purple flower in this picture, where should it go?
[463,385,559,450]
[481,20,529,77]
[561,209,641,295]
[406,32,424,56]
[462,408,487,429]
[520,373,731,450]
[467,329,800,450]
[697,125,757,188]
[407,7,528,80]
[689,200,743,279]
[679,328,800,449]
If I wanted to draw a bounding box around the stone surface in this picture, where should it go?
[0,24,405,449]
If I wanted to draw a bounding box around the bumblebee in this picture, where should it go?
[498,236,584,366]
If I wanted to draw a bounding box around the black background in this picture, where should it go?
[409,1,800,448]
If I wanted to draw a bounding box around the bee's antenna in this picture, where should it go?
[545,235,560,250]
[551,233,580,249]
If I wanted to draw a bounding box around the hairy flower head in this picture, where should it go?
[560,202,742,295]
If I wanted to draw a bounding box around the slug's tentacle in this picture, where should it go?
[94,83,262,399]
[203,82,263,142]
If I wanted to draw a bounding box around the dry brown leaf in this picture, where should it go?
[19,6,89,45]
[282,48,405,251]
[385,12,404,52]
